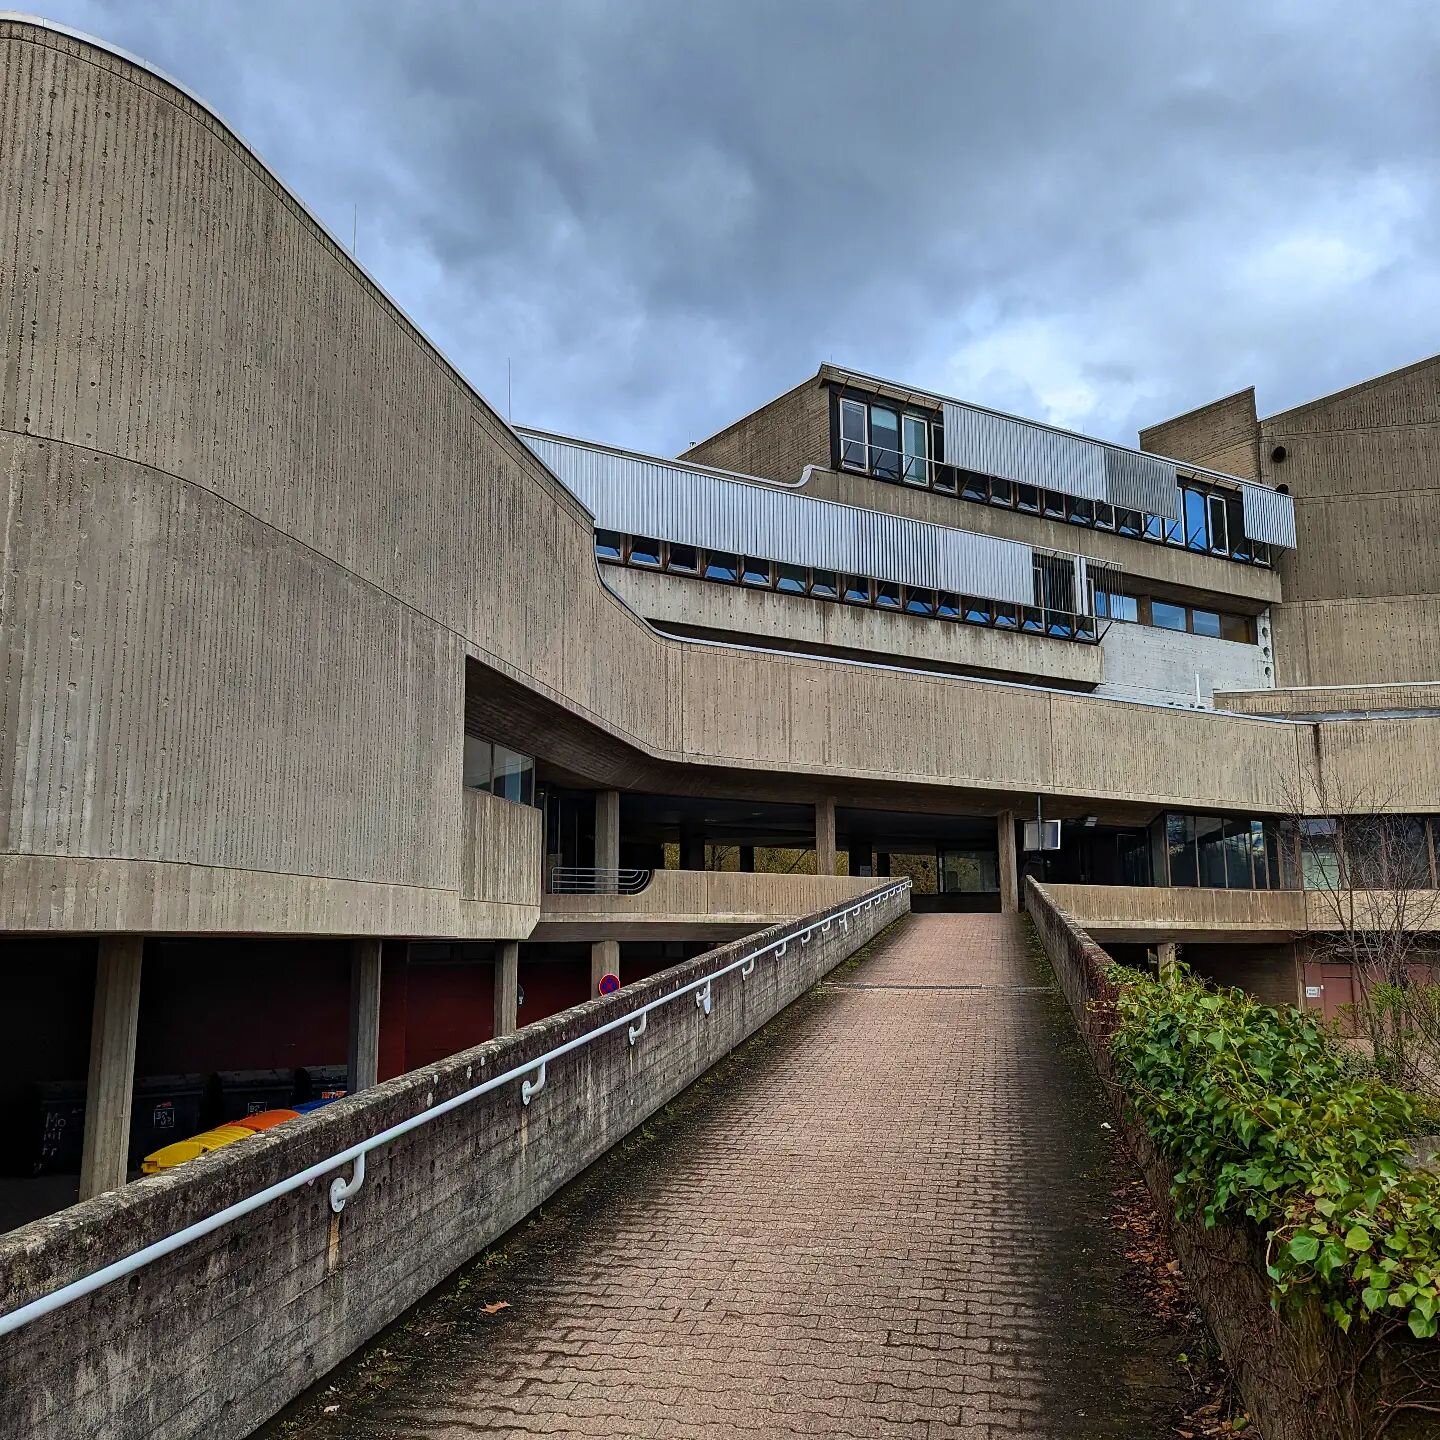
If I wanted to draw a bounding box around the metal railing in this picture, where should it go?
[0,881,910,1339]
[547,866,653,895]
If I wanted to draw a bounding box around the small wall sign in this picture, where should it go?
[1305,985,1322,999]
[598,972,620,996]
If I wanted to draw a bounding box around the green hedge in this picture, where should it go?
[1108,966,1440,1339]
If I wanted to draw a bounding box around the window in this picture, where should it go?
[491,745,534,806]
[1300,817,1340,890]
[870,406,900,480]
[902,414,929,485]
[464,734,535,807]
[705,551,739,582]
[937,591,961,619]
[1095,502,1115,531]
[811,569,839,599]
[742,556,772,587]
[595,529,623,561]
[1032,554,1076,613]
[905,586,936,616]
[1096,591,1139,623]
[776,562,807,594]
[1207,493,1230,554]
[874,580,902,609]
[1184,487,1209,551]
[839,397,868,470]
[1167,813,1198,886]
[666,542,699,574]
[963,596,992,624]
[1220,613,1252,643]
[990,477,1013,507]
[1043,490,1066,520]
[1017,484,1041,514]
[1068,497,1094,526]
[962,471,988,502]
[629,535,662,567]
[994,602,1020,629]
[843,574,872,605]
[1152,600,1187,631]
[463,735,494,792]
[931,422,955,492]
[1190,608,1222,638]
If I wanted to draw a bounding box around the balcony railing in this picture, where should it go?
[547,866,653,896]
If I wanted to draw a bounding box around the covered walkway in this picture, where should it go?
[265,914,1187,1438]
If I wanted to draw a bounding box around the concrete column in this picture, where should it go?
[79,937,144,1200]
[739,845,755,873]
[494,941,520,1037]
[680,831,706,870]
[997,811,1020,914]
[815,797,837,876]
[594,789,620,888]
[348,938,383,1093]
[1157,942,1179,981]
[591,939,620,994]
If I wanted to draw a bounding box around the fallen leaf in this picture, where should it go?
[482,1300,511,1315]
[322,1405,340,1415]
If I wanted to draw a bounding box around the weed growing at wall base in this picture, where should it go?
[1107,966,1440,1341]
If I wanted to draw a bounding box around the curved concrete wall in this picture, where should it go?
[2,21,1437,935]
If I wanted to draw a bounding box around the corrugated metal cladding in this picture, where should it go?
[1241,484,1298,549]
[523,434,1042,607]
[943,401,1181,519]
[1103,447,1179,518]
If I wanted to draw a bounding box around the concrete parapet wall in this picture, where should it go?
[0,883,909,1440]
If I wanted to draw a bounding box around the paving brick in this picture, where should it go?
[273,914,1187,1438]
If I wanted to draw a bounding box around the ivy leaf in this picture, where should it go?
[1345,1227,1373,1253]
[1289,1232,1320,1263]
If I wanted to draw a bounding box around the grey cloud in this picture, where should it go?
[34,0,1440,455]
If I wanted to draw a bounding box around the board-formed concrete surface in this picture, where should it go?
[264,914,1187,1438]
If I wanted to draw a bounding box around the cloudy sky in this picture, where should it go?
[35,0,1440,456]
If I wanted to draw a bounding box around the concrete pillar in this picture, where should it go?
[494,941,520,1037]
[680,832,706,870]
[739,845,755,873]
[79,937,144,1200]
[815,797,837,875]
[348,938,383,1093]
[1157,942,1179,981]
[594,790,620,887]
[591,939,620,994]
[997,811,1020,914]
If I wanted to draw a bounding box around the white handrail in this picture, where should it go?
[0,882,910,1338]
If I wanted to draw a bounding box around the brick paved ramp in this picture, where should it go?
[265,914,1185,1438]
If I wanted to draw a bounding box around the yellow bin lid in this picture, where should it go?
[142,1124,256,1173]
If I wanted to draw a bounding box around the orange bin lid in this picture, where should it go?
[230,1108,300,1132]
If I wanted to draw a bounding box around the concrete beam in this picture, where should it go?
[590,939,620,995]
[79,937,144,1200]
[494,941,519,1037]
[348,938,383,1092]
[997,811,1020,915]
[815,797,837,876]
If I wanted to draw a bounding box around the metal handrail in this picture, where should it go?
[0,882,910,1338]
[547,866,653,895]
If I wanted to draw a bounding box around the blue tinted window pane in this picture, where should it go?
[1191,609,1222,638]
[705,551,738,581]
[595,529,623,560]
[1152,601,1187,631]
[870,407,900,479]
[1184,488,1209,550]
[630,535,661,567]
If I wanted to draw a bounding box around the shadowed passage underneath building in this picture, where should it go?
[264,913,1187,1438]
